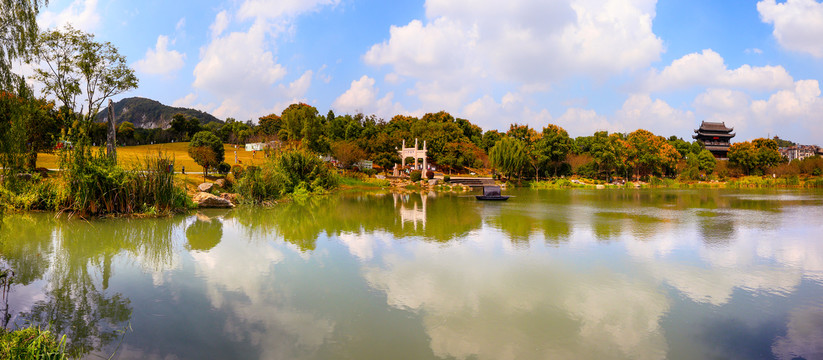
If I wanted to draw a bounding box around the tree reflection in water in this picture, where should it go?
[0,213,184,357]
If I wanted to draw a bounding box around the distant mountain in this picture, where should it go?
[95,97,223,129]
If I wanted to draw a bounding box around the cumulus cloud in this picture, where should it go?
[332,75,407,119]
[462,93,552,131]
[691,80,823,143]
[133,35,186,76]
[642,49,794,92]
[187,0,344,120]
[556,108,613,137]
[366,0,662,89]
[37,0,100,31]
[614,94,695,136]
[362,0,663,128]
[758,0,823,58]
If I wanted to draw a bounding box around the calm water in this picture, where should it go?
[2,189,823,359]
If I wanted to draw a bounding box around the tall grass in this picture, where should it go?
[60,147,190,216]
[0,326,69,359]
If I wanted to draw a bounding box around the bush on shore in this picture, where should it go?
[236,148,339,203]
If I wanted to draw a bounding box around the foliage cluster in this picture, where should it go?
[728,138,782,175]
[235,148,339,203]
[58,147,189,216]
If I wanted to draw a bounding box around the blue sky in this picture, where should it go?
[28,0,823,144]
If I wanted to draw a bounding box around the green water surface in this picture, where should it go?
[1,188,822,359]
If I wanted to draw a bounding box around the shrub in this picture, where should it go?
[410,170,422,182]
[443,175,451,182]
[236,148,339,203]
[58,147,189,216]
[426,170,434,179]
[232,165,244,179]
[217,162,231,175]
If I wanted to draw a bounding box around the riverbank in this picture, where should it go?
[527,175,823,189]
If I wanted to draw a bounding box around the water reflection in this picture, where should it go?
[0,213,185,357]
[0,189,821,359]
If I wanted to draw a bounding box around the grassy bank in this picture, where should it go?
[530,175,823,189]
[1,148,192,216]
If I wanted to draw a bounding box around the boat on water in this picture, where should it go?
[476,185,510,201]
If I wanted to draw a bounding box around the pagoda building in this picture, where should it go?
[693,121,735,159]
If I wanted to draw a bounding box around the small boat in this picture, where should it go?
[476,185,510,201]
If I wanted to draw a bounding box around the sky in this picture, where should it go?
[23,0,823,144]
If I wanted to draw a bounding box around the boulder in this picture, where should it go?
[220,193,240,204]
[198,182,214,192]
[215,178,228,188]
[192,192,234,208]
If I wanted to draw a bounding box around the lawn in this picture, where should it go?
[36,142,269,172]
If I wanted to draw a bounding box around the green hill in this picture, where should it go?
[95,97,223,129]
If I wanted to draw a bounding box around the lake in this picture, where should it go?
[2,188,822,359]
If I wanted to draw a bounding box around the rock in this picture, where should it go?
[192,192,234,208]
[198,182,214,192]
[220,193,240,204]
[596,184,606,189]
[215,178,227,188]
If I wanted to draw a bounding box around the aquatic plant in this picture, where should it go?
[0,326,69,359]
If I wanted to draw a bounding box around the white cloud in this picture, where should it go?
[643,49,794,92]
[172,93,216,114]
[37,0,100,31]
[187,0,344,120]
[691,80,823,142]
[363,0,663,130]
[210,11,230,39]
[462,93,552,131]
[758,0,823,58]
[133,35,186,76]
[615,94,695,136]
[175,17,186,31]
[332,75,407,119]
[366,0,662,88]
[556,108,613,137]
[192,19,288,119]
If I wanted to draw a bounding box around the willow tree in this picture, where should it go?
[0,0,47,89]
[489,136,527,180]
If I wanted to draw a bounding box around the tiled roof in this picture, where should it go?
[697,121,733,132]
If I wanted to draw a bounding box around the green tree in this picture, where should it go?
[728,142,757,175]
[753,137,781,170]
[33,25,138,124]
[697,148,716,174]
[188,131,224,176]
[588,131,619,180]
[331,140,366,169]
[729,138,781,175]
[537,124,572,177]
[281,103,318,140]
[507,124,542,179]
[117,121,135,144]
[0,0,46,89]
[489,136,527,180]
[257,113,282,137]
[627,129,678,178]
